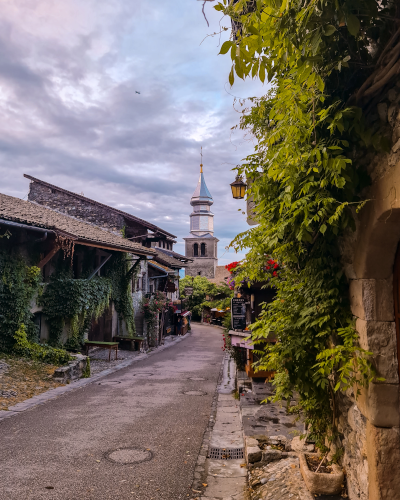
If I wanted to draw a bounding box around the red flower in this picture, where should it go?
[266,266,270,270]
[274,264,279,269]
[273,271,277,277]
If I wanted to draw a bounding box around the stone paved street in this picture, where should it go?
[0,324,225,500]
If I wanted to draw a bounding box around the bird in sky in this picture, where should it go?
[135,91,141,94]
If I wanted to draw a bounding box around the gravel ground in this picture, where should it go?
[0,325,224,500]
[248,457,345,500]
[0,357,65,411]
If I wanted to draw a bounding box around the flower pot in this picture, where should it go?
[299,453,344,496]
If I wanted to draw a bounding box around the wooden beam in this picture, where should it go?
[76,240,154,257]
[38,245,61,269]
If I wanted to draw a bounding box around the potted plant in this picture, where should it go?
[299,452,344,496]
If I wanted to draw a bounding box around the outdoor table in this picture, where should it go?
[84,341,119,361]
[112,336,144,351]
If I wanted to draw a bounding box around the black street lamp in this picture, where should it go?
[230,174,247,199]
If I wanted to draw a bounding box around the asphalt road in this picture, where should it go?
[0,324,224,500]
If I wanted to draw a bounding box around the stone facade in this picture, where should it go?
[28,181,125,233]
[338,82,400,500]
[26,178,160,346]
[184,236,218,278]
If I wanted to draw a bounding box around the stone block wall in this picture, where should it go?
[185,257,217,278]
[338,82,400,500]
[28,181,125,233]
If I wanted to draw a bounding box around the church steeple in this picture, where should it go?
[189,152,214,236]
[183,149,219,278]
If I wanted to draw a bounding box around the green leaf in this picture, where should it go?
[347,14,360,36]
[259,63,266,83]
[323,25,336,36]
[219,41,233,55]
[229,67,235,86]
[247,25,259,36]
[320,224,327,234]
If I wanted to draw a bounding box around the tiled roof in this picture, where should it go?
[24,174,177,239]
[153,248,188,268]
[148,261,175,273]
[156,247,193,262]
[207,266,230,285]
[0,193,155,256]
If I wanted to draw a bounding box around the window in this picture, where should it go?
[198,271,201,275]
[201,243,206,256]
[194,243,198,256]
[163,241,165,248]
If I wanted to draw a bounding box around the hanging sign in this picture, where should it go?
[231,297,246,331]
[184,287,193,296]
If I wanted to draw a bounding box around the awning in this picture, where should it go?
[182,311,191,317]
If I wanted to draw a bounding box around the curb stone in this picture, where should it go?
[190,354,225,499]
[0,332,193,423]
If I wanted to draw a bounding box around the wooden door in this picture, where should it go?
[88,306,113,342]
[393,244,400,382]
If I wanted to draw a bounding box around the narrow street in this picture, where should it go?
[0,325,224,500]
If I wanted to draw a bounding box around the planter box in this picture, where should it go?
[299,453,344,496]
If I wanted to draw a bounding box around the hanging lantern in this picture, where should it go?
[230,174,247,199]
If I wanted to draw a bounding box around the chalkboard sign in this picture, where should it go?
[231,297,246,331]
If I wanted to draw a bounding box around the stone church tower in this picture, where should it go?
[184,162,218,278]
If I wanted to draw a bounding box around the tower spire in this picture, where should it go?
[200,146,203,173]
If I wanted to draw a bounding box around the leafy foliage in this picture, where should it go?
[140,291,171,340]
[14,324,72,365]
[41,253,140,348]
[0,251,71,365]
[212,0,398,441]
[179,275,232,320]
[0,252,42,350]
[105,253,140,338]
[41,274,112,349]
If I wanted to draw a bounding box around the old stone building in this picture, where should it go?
[238,82,400,500]
[336,84,400,500]
[24,174,190,344]
[184,164,219,278]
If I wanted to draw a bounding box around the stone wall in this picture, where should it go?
[28,181,126,233]
[185,257,217,278]
[338,82,400,500]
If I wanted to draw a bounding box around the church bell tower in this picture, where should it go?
[184,153,219,278]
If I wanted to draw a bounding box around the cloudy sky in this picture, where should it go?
[0,0,265,266]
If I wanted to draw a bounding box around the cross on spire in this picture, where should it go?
[200,147,203,173]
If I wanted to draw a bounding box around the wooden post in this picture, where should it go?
[38,245,60,269]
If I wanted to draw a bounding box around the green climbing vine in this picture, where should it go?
[40,274,112,349]
[106,253,140,337]
[0,250,71,365]
[210,0,397,444]
[40,252,141,348]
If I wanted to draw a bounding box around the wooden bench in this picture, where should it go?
[112,336,144,351]
[84,341,119,362]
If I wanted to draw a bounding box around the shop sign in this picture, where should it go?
[184,287,193,296]
[231,297,246,330]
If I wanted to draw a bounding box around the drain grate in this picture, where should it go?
[209,447,244,460]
